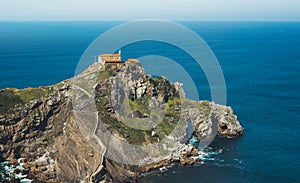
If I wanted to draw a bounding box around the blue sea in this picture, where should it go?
[0,21,299,182]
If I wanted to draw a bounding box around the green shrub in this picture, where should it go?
[199,100,211,117]
[16,88,50,103]
[97,70,111,82]
[0,87,52,114]
[0,89,24,114]
[128,95,151,114]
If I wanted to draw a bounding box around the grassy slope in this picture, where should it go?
[0,85,59,114]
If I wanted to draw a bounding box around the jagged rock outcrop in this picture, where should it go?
[184,101,244,143]
[0,62,243,182]
[92,63,243,182]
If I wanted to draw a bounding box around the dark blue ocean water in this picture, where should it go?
[0,21,299,182]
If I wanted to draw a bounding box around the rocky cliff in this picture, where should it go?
[0,84,101,182]
[0,62,243,182]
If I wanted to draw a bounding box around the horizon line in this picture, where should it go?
[0,19,299,23]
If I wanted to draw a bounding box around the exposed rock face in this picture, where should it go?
[0,62,244,182]
[184,101,244,143]
[214,104,244,137]
[0,85,69,160]
[0,84,101,182]
[104,159,138,183]
[109,63,178,113]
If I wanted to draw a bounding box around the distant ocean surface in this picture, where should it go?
[0,21,299,182]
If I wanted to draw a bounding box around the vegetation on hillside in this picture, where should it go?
[0,86,56,114]
[198,100,211,117]
[0,89,23,114]
[95,66,182,145]
[128,95,151,115]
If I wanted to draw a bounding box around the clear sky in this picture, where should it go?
[0,0,299,21]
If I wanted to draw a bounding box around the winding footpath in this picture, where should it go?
[72,84,107,182]
[88,112,107,183]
